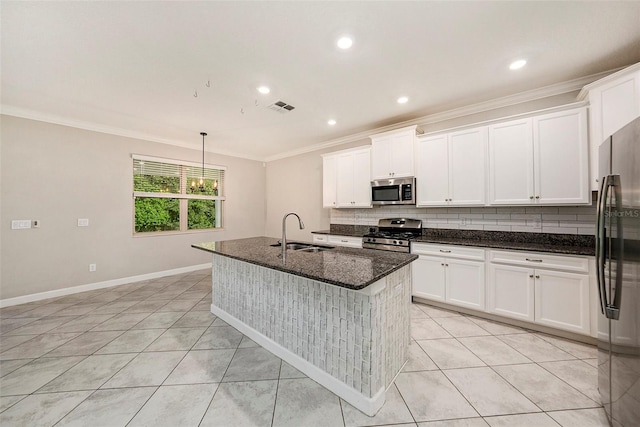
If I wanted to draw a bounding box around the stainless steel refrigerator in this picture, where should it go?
[596,117,640,426]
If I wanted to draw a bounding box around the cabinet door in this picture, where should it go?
[445,259,485,310]
[449,127,487,205]
[322,155,337,208]
[415,135,449,206]
[389,131,415,178]
[351,149,372,207]
[488,119,534,205]
[535,269,590,335]
[335,153,355,207]
[487,264,535,322]
[534,108,589,204]
[371,137,392,179]
[588,70,640,190]
[412,255,445,301]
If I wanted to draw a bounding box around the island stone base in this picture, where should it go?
[209,255,411,416]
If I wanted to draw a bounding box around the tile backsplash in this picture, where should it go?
[330,194,597,236]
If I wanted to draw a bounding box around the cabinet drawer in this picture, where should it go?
[488,250,589,273]
[328,235,363,248]
[411,243,485,261]
[312,234,328,243]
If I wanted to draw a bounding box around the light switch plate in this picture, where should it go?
[11,220,31,230]
[78,219,89,227]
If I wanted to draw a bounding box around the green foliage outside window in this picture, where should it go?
[188,199,216,229]
[133,159,223,233]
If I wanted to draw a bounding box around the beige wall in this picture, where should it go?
[264,139,368,242]
[0,116,266,300]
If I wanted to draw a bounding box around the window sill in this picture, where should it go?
[133,228,225,238]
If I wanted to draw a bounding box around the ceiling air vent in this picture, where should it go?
[267,100,295,113]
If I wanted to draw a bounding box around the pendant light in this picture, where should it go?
[191,132,207,192]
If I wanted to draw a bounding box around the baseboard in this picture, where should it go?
[211,304,386,417]
[0,263,212,308]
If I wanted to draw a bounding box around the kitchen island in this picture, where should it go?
[193,237,417,416]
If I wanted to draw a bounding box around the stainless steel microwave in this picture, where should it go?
[371,177,416,205]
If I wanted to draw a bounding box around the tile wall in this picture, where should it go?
[330,195,597,236]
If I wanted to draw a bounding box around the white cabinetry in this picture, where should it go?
[487,250,591,335]
[370,126,416,179]
[579,63,640,190]
[327,235,363,248]
[488,107,589,205]
[322,147,371,209]
[416,127,487,206]
[412,243,485,310]
[313,233,362,248]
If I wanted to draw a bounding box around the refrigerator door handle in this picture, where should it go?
[607,175,623,320]
[595,176,608,315]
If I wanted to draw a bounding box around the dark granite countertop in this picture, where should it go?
[192,237,418,290]
[312,226,595,256]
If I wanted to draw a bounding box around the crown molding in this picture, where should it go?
[576,62,640,100]
[264,67,616,162]
[2,65,627,164]
[0,106,265,162]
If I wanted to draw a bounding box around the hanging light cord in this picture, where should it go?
[200,132,207,191]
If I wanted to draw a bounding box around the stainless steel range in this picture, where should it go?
[362,218,422,253]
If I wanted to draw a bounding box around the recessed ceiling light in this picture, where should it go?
[257,86,270,94]
[337,36,353,50]
[509,59,527,70]
[397,96,409,104]
[328,119,337,126]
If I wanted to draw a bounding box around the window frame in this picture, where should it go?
[132,154,226,236]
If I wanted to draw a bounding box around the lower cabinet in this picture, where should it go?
[328,235,363,248]
[412,244,485,311]
[412,244,593,336]
[313,234,363,248]
[486,250,591,335]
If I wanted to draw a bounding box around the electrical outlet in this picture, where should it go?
[32,220,40,228]
[78,219,89,227]
[89,263,97,272]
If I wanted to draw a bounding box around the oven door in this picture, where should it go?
[371,183,401,205]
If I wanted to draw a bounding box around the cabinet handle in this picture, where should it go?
[535,195,540,199]
[525,258,543,262]
[529,196,534,200]
[535,275,540,279]
[341,240,348,243]
[441,263,445,266]
[439,249,451,253]
[445,263,448,267]
[529,274,534,278]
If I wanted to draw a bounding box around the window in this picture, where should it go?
[132,155,225,234]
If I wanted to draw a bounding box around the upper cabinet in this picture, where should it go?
[322,147,372,209]
[488,107,589,205]
[578,63,640,190]
[370,125,417,180]
[416,126,487,206]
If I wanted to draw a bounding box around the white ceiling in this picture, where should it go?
[2,1,640,161]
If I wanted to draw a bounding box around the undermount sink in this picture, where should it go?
[270,242,335,252]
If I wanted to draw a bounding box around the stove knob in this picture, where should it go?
[372,238,376,242]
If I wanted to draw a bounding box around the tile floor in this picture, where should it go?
[0,269,610,426]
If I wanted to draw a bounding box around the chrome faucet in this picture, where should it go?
[282,212,305,263]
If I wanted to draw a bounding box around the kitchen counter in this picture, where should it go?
[312,227,595,256]
[192,236,414,416]
[193,236,417,290]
